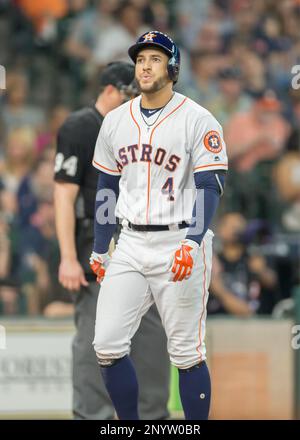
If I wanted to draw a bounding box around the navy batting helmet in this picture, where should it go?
[128,31,180,83]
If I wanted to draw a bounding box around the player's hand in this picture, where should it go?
[168,239,199,282]
[59,258,89,291]
[89,251,110,284]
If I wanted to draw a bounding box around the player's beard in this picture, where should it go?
[136,74,170,95]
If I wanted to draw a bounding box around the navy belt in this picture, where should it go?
[127,221,190,232]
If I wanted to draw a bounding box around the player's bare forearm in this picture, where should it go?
[54,182,79,260]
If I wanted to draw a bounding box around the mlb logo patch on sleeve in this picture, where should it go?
[203,131,222,153]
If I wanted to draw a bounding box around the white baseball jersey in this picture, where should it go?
[93,92,228,225]
[93,92,227,370]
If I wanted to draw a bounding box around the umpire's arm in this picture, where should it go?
[54,119,88,291]
[54,181,88,291]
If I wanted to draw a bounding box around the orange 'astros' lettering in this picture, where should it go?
[117,144,181,172]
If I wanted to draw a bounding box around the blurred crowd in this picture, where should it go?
[0,0,300,317]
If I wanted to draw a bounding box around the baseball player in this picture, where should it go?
[90,31,228,420]
[54,62,170,420]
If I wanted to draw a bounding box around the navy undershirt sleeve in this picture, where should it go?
[93,171,120,254]
[186,171,225,246]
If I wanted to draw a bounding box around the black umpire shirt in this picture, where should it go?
[54,106,103,275]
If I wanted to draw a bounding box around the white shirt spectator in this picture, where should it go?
[92,24,147,66]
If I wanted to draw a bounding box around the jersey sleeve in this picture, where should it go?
[92,117,121,176]
[54,119,84,184]
[191,114,228,173]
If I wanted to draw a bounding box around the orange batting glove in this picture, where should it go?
[89,251,110,284]
[168,239,199,282]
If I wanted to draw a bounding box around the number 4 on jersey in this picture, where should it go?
[162,177,174,201]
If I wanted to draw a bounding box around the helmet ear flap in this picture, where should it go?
[167,56,180,83]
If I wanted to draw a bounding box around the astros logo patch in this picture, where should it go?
[143,32,157,42]
[203,131,222,153]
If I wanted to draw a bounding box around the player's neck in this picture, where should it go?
[141,86,174,109]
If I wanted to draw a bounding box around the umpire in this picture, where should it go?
[54,62,170,420]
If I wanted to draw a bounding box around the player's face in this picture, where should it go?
[135,48,171,94]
